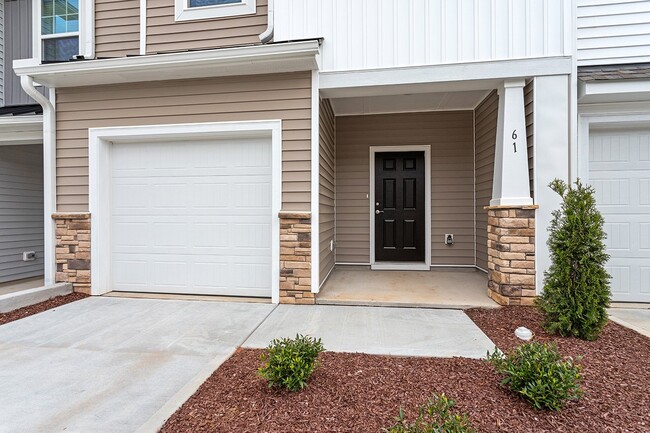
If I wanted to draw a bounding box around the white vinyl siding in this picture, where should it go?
[578,0,650,65]
[110,138,273,297]
[0,145,44,283]
[275,0,571,72]
[589,128,650,302]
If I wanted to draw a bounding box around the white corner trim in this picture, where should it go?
[310,71,320,293]
[369,145,432,269]
[175,0,256,21]
[88,120,283,303]
[140,0,147,55]
[80,0,95,59]
[32,0,41,61]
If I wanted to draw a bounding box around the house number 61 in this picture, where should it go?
[512,130,517,153]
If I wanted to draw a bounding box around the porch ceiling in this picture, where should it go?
[329,90,491,116]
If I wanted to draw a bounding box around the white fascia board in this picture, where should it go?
[0,115,44,145]
[578,78,650,104]
[13,40,321,88]
[320,56,572,98]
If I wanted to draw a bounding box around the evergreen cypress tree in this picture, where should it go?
[536,179,611,341]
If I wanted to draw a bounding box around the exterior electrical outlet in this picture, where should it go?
[23,251,36,261]
[445,234,454,245]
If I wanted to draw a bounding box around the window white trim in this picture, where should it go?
[89,120,283,303]
[175,0,256,21]
[33,0,93,62]
[369,145,432,271]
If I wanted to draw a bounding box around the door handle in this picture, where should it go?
[375,209,384,214]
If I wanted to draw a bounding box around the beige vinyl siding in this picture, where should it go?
[55,72,311,212]
[474,91,498,271]
[146,0,268,54]
[95,0,140,58]
[319,98,335,285]
[525,80,534,198]
[336,112,475,266]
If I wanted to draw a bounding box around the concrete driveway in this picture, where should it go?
[0,297,274,433]
[609,308,650,337]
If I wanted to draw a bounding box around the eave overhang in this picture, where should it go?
[578,78,650,104]
[0,115,44,145]
[13,40,321,88]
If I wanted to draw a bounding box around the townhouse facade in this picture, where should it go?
[0,0,648,304]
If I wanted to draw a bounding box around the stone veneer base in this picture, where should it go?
[279,211,314,304]
[53,212,92,294]
[485,205,538,306]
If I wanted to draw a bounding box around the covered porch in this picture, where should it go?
[314,75,548,307]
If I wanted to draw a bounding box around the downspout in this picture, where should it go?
[21,75,57,286]
[258,0,274,43]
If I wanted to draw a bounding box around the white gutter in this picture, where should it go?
[20,76,56,286]
[259,0,274,43]
[14,40,320,88]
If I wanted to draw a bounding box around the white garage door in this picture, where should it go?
[110,138,272,297]
[589,129,650,302]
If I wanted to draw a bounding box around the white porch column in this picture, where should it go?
[491,79,533,206]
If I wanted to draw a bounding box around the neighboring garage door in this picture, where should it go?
[110,138,272,297]
[589,129,650,302]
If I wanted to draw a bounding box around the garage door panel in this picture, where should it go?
[590,129,650,302]
[110,137,273,297]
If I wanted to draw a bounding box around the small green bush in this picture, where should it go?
[537,179,611,341]
[383,393,476,433]
[487,342,582,411]
[258,334,324,392]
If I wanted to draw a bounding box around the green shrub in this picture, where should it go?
[537,179,611,341]
[258,334,324,391]
[487,342,582,411]
[383,393,476,433]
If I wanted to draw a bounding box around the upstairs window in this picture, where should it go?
[175,0,256,21]
[41,0,79,61]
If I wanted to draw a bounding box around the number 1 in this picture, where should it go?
[512,129,517,153]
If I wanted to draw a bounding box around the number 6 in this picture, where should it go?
[512,130,517,140]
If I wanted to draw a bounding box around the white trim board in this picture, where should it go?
[175,0,256,21]
[14,40,320,88]
[369,145,432,271]
[310,70,320,293]
[88,120,283,303]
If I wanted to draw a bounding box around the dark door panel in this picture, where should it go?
[375,151,426,262]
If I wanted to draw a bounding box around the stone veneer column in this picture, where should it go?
[486,205,538,306]
[279,211,314,304]
[52,212,91,294]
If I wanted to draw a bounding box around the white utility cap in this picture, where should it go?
[515,327,533,341]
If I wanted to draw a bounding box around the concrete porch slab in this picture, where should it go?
[0,297,275,433]
[317,267,498,309]
[243,304,496,359]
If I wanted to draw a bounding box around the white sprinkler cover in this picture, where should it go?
[515,327,533,341]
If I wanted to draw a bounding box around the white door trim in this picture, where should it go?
[369,145,432,270]
[89,120,283,303]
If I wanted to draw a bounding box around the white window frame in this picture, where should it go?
[33,0,94,62]
[175,0,256,21]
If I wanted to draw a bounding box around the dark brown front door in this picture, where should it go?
[375,151,426,262]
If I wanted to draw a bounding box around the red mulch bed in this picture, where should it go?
[0,292,88,326]
[161,307,650,433]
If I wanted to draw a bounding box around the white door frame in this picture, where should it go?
[369,145,432,271]
[88,120,283,303]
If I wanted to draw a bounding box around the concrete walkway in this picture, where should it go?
[244,304,495,358]
[0,297,495,432]
[0,297,275,433]
[609,308,650,338]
